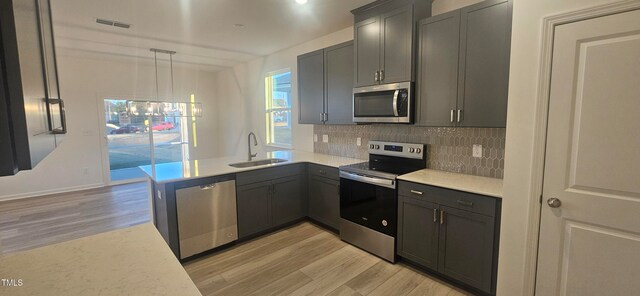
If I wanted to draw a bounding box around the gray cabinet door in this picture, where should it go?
[236,181,272,239]
[308,175,340,230]
[324,41,355,125]
[271,175,304,227]
[397,195,440,270]
[354,16,381,87]
[415,10,460,127]
[457,0,512,127]
[380,5,413,84]
[298,49,325,124]
[438,206,495,293]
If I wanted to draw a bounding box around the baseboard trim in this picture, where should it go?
[0,183,106,202]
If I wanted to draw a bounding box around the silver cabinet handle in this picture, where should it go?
[321,113,325,122]
[433,208,437,223]
[379,69,384,81]
[450,109,455,123]
[440,210,445,225]
[457,109,462,123]
[410,190,423,195]
[547,198,562,208]
[374,71,379,82]
[457,200,474,207]
[324,113,328,122]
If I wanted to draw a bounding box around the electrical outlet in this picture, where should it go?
[322,134,329,143]
[473,144,483,158]
[313,134,318,142]
[356,137,362,146]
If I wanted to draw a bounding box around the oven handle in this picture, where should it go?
[339,171,396,189]
[392,90,400,117]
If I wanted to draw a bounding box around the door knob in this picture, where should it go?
[547,198,562,208]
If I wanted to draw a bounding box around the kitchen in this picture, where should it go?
[1,0,639,295]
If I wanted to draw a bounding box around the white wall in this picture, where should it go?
[213,27,354,156]
[0,52,219,200]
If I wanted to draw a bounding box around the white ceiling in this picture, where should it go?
[52,0,374,70]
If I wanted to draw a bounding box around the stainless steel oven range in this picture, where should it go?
[339,140,426,262]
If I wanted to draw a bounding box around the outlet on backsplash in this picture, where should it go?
[356,137,362,146]
[314,134,318,142]
[473,144,483,158]
[322,135,329,143]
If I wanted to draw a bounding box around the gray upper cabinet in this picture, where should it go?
[352,0,431,87]
[416,10,461,127]
[324,42,355,125]
[416,0,512,128]
[380,5,413,84]
[457,0,512,127]
[298,41,354,125]
[354,17,381,87]
[298,49,325,125]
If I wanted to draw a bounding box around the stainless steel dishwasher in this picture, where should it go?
[175,177,237,259]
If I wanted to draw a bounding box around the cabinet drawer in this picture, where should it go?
[399,181,497,217]
[308,163,339,180]
[236,163,305,186]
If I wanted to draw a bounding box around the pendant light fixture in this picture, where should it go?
[125,48,203,117]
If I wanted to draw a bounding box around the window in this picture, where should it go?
[265,70,292,147]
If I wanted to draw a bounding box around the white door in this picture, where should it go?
[536,9,640,296]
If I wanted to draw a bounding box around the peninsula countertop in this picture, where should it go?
[139,150,364,184]
[0,223,201,296]
[398,169,503,198]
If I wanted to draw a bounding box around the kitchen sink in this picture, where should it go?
[229,158,288,168]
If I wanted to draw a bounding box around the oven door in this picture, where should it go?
[339,171,397,237]
[353,82,411,123]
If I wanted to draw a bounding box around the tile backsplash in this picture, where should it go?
[313,125,505,179]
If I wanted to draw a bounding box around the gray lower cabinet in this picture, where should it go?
[416,0,512,128]
[236,165,306,239]
[308,175,340,230]
[397,181,500,295]
[236,181,272,239]
[397,196,439,270]
[298,41,354,125]
[438,206,495,293]
[272,176,305,226]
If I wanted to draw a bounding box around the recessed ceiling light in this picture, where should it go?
[234,23,245,28]
[295,0,308,4]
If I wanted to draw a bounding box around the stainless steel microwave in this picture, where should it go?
[353,82,412,123]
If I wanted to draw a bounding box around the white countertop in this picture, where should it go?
[140,150,364,183]
[398,169,503,198]
[0,224,201,296]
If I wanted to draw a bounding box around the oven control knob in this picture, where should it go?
[369,144,375,149]
[416,148,422,154]
[374,145,380,149]
[382,220,388,227]
[409,148,415,153]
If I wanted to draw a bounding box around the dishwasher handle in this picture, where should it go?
[200,184,217,190]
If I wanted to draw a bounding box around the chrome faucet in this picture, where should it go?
[247,132,258,161]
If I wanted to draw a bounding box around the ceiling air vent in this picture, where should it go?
[96,18,131,29]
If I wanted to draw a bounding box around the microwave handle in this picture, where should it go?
[392,90,400,117]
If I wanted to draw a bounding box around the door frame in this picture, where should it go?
[524,1,640,295]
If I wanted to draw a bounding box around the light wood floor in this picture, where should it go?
[0,182,150,254]
[184,222,471,296]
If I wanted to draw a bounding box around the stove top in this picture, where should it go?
[339,140,427,180]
